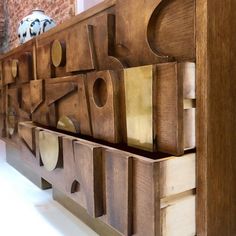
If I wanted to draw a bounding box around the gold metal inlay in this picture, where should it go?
[124,65,153,151]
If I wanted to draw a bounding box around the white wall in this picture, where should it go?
[76,0,104,14]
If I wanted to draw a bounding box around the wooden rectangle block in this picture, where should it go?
[154,62,183,155]
[3,60,15,85]
[66,24,96,73]
[87,70,122,143]
[37,44,51,80]
[18,52,33,83]
[30,80,44,113]
[20,83,31,114]
[18,121,36,153]
[124,65,153,151]
[73,141,103,217]
[45,76,91,134]
[104,149,133,236]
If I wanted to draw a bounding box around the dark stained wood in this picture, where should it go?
[104,149,133,236]
[77,75,92,136]
[196,0,236,235]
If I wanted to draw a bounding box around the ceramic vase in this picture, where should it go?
[18,9,56,44]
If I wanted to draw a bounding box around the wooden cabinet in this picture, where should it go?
[0,0,235,235]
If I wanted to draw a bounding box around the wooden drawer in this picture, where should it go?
[18,122,196,236]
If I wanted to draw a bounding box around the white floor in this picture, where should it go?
[0,141,98,236]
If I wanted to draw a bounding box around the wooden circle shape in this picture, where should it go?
[93,78,108,108]
[57,116,80,133]
[39,131,60,171]
[11,59,18,78]
[51,40,66,67]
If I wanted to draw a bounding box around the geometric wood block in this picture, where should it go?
[66,24,96,73]
[3,60,15,85]
[154,62,195,155]
[30,80,44,113]
[154,62,184,155]
[104,149,133,236]
[87,70,122,143]
[147,0,195,60]
[37,44,51,80]
[18,52,32,83]
[73,141,103,218]
[20,83,31,114]
[18,122,36,153]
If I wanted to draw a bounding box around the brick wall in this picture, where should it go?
[0,0,7,53]
[2,0,75,51]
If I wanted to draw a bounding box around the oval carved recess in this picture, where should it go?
[147,0,195,60]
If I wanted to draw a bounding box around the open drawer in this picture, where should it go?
[18,121,196,236]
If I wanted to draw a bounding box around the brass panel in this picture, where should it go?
[124,65,153,151]
[57,116,80,133]
[51,40,66,67]
[39,131,60,171]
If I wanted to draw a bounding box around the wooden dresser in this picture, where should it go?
[0,0,235,235]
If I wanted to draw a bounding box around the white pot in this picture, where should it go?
[18,9,56,44]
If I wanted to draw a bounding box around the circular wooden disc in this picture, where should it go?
[11,59,18,78]
[57,116,79,133]
[39,131,60,171]
[51,40,65,67]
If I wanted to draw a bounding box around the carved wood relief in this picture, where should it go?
[0,1,197,235]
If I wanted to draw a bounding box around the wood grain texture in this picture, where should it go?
[30,80,44,113]
[197,0,236,235]
[3,60,15,85]
[104,149,133,236]
[154,63,183,155]
[148,0,195,60]
[73,141,103,218]
[18,52,32,84]
[87,70,122,143]
[18,122,36,153]
[36,44,51,80]
[66,24,96,72]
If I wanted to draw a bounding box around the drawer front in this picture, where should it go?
[18,122,196,236]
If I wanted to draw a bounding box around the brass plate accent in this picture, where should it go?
[39,131,60,171]
[51,40,66,67]
[124,65,153,151]
[57,116,79,133]
[11,59,18,78]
